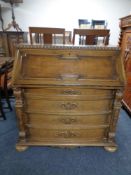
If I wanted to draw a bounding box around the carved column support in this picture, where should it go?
[118,30,123,47]
[118,20,124,47]
[14,87,26,143]
[108,89,123,143]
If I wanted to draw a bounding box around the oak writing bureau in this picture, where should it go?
[12,44,125,152]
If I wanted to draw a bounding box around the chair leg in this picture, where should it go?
[4,72,12,111]
[0,88,6,120]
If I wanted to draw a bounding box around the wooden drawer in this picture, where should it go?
[28,128,108,142]
[26,113,111,128]
[25,99,113,114]
[24,87,114,100]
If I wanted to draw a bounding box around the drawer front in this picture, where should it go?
[24,87,114,100]
[28,128,108,142]
[26,113,111,129]
[25,99,113,114]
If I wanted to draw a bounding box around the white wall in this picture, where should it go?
[1,0,131,45]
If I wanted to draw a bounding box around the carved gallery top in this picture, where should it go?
[119,14,131,28]
[16,43,118,49]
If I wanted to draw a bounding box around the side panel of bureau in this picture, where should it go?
[119,15,131,113]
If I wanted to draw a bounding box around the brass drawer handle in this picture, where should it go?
[62,89,81,95]
[61,102,78,110]
[56,131,79,138]
[59,117,77,124]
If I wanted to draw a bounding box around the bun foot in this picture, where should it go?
[104,146,117,152]
[16,145,29,152]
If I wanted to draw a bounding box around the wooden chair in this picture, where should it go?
[0,58,13,120]
[0,74,6,120]
[91,20,107,29]
[50,31,72,44]
[72,29,110,45]
[78,19,90,29]
[29,27,65,44]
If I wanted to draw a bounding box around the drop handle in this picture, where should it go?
[60,102,78,110]
[56,131,79,138]
[61,89,81,95]
[59,117,77,124]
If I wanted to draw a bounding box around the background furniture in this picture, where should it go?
[53,30,72,44]
[1,0,23,31]
[12,44,125,152]
[0,31,25,112]
[0,4,4,31]
[0,31,28,57]
[72,29,110,45]
[91,20,107,29]
[29,27,65,44]
[65,31,72,44]
[0,57,14,120]
[78,19,90,29]
[119,15,131,114]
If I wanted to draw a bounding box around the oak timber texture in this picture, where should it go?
[12,44,125,152]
